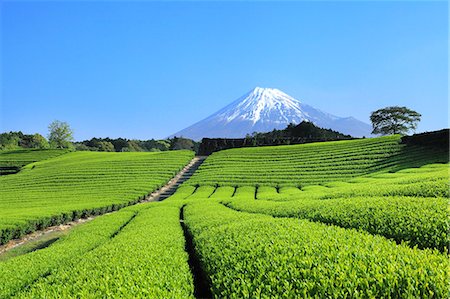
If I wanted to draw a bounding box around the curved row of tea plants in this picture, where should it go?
[0,150,194,244]
[0,207,137,298]
[183,200,448,298]
[224,194,448,252]
[0,149,69,175]
[188,135,448,187]
[181,162,449,251]
[256,163,449,201]
[15,204,194,298]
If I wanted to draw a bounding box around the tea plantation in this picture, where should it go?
[0,135,448,298]
[0,149,69,175]
[0,150,194,244]
[188,135,448,187]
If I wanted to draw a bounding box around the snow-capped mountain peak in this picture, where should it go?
[170,87,372,140]
[218,87,308,124]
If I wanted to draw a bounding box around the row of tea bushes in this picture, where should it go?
[184,201,448,298]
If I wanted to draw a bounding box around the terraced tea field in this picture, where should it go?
[188,135,448,186]
[0,135,448,298]
[0,150,194,244]
[0,204,193,298]
[0,149,69,175]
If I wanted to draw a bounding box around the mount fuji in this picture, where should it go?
[171,87,372,140]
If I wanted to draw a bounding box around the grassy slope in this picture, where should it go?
[182,136,449,251]
[1,136,448,297]
[0,150,194,244]
[178,136,449,296]
[16,204,194,299]
[220,166,449,251]
[0,149,69,175]
[184,200,448,298]
[188,135,448,187]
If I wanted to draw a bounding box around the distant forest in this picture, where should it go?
[1,122,349,154]
[198,122,353,155]
[0,131,199,152]
[249,121,352,139]
[76,137,199,152]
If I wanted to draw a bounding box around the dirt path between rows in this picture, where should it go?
[0,217,94,255]
[0,156,206,256]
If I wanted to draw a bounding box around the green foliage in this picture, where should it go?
[183,150,449,252]
[47,120,74,149]
[0,209,136,298]
[16,205,194,298]
[254,120,352,139]
[97,141,115,152]
[189,135,448,187]
[170,137,196,151]
[30,134,50,149]
[0,150,194,244]
[74,143,92,151]
[0,230,67,262]
[199,122,352,155]
[75,137,195,152]
[0,133,20,150]
[0,132,50,150]
[225,189,448,251]
[177,134,449,296]
[1,131,448,298]
[370,106,421,135]
[125,140,144,152]
[184,201,448,298]
[0,149,68,175]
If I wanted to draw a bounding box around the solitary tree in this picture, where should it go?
[370,106,421,135]
[48,120,74,149]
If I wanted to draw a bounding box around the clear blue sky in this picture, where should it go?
[1,1,447,141]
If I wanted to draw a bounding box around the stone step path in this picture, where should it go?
[142,156,207,202]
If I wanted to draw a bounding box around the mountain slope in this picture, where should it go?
[172,87,372,140]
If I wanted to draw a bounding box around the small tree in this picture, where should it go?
[48,120,74,149]
[370,106,421,135]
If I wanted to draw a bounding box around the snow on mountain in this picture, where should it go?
[171,87,372,140]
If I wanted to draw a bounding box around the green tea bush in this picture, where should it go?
[0,208,137,297]
[184,201,449,298]
[225,194,449,251]
[16,205,194,298]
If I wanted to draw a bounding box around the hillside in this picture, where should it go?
[0,149,69,175]
[0,150,194,244]
[1,134,448,298]
[188,135,449,187]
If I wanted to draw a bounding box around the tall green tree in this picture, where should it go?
[370,106,421,135]
[48,120,74,149]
